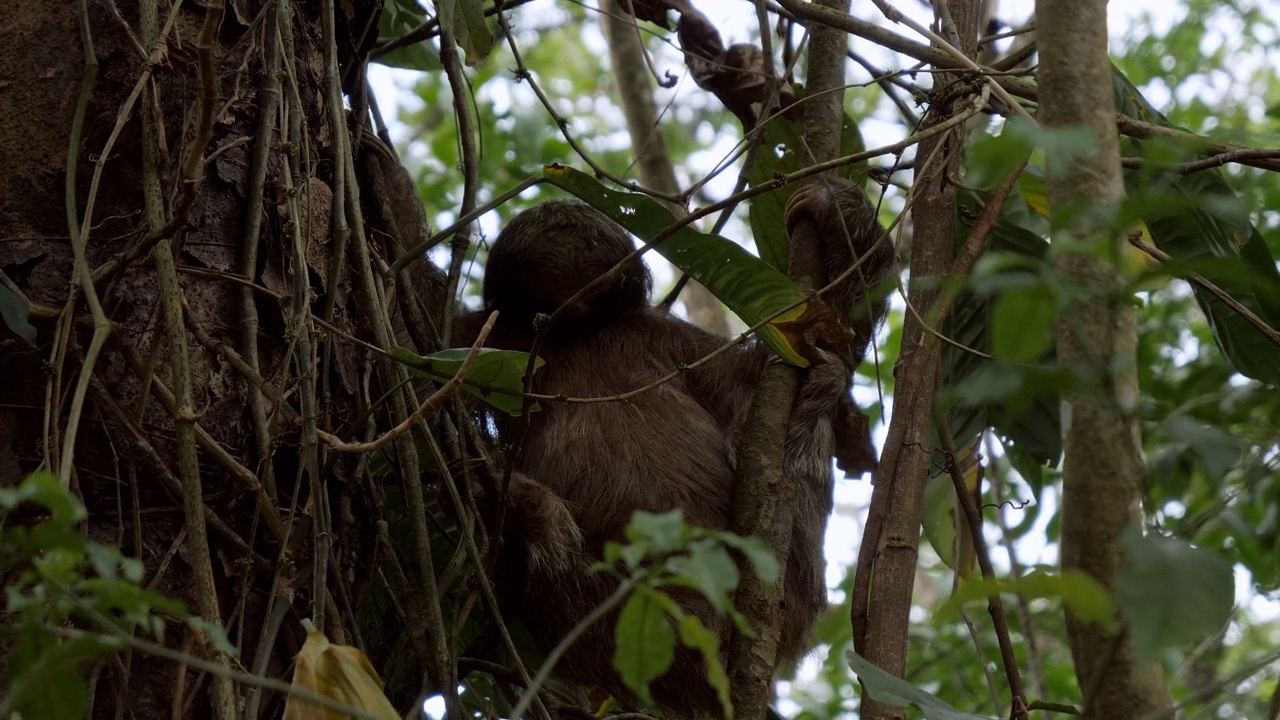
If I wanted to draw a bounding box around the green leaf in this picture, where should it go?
[746,110,870,272]
[0,281,36,346]
[942,199,1062,469]
[614,587,678,704]
[714,533,780,584]
[377,39,443,72]
[937,570,1115,629]
[187,617,240,657]
[0,472,87,534]
[921,471,961,572]
[438,0,493,65]
[965,118,1036,191]
[1112,65,1280,385]
[374,0,443,71]
[991,284,1058,362]
[6,627,110,720]
[747,116,805,272]
[846,650,996,719]
[544,166,813,366]
[1162,414,1243,481]
[390,346,542,417]
[664,541,739,613]
[677,615,731,718]
[1116,530,1234,663]
[625,509,690,556]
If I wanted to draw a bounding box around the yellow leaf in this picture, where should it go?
[284,627,400,720]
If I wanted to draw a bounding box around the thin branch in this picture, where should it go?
[508,576,643,720]
[1127,234,1280,347]
[868,0,1032,121]
[772,0,1040,102]
[1121,147,1280,175]
[936,415,1029,720]
[319,312,497,453]
[1117,114,1280,173]
[493,8,684,205]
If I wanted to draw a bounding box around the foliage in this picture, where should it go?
[602,509,780,717]
[0,473,201,719]
[8,0,1280,718]
[377,1,1280,718]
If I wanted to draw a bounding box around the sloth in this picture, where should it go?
[439,182,890,717]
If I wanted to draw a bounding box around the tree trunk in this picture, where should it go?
[0,1,438,717]
[855,2,978,718]
[1037,1,1174,717]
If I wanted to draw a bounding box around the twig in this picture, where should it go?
[935,415,1028,720]
[772,0,1040,102]
[493,8,684,205]
[1117,114,1280,173]
[1127,235,1280,347]
[238,0,283,506]
[867,0,1032,121]
[988,435,1048,701]
[140,0,236,715]
[53,0,112,489]
[509,576,643,720]
[319,312,496,453]
[1120,147,1280,175]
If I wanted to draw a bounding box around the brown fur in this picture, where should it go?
[447,186,890,717]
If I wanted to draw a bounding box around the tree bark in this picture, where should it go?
[855,3,978,719]
[1037,2,1173,718]
[0,1,436,717]
[724,2,851,717]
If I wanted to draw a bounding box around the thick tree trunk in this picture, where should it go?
[1037,2,1173,718]
[0,1,424,717]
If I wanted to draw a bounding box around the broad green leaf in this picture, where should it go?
[678,615,731,718]
[1162,414,1244,481]
[664,541,740,613]
[920,449,980,576]
[965,118,1036,191]
[991,284,1057,363]
[0,471,86,528]
[624,509,690,557]
[438,0,493,66]
[544,165,812,366]
[390,346,541,417]
[846,650,995,720]
[374,0,443,71]
[937,570,1115,630]
[0,281,35,346]
[614,587,678,704]
[942,191,1062,469]
[376,39,443,73]
[1116,530,1234,663]
[188,617,239,657]
[747,116,805,272]
[714,533,780,584]
[746,110,871,272]
[1112,65,1280,385]
[5,628,107,720]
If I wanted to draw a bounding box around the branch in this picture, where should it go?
[1126,235,1280,347]
[319,312,497,453]
[1117,114,1280,173]
[936,415,1028,720]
